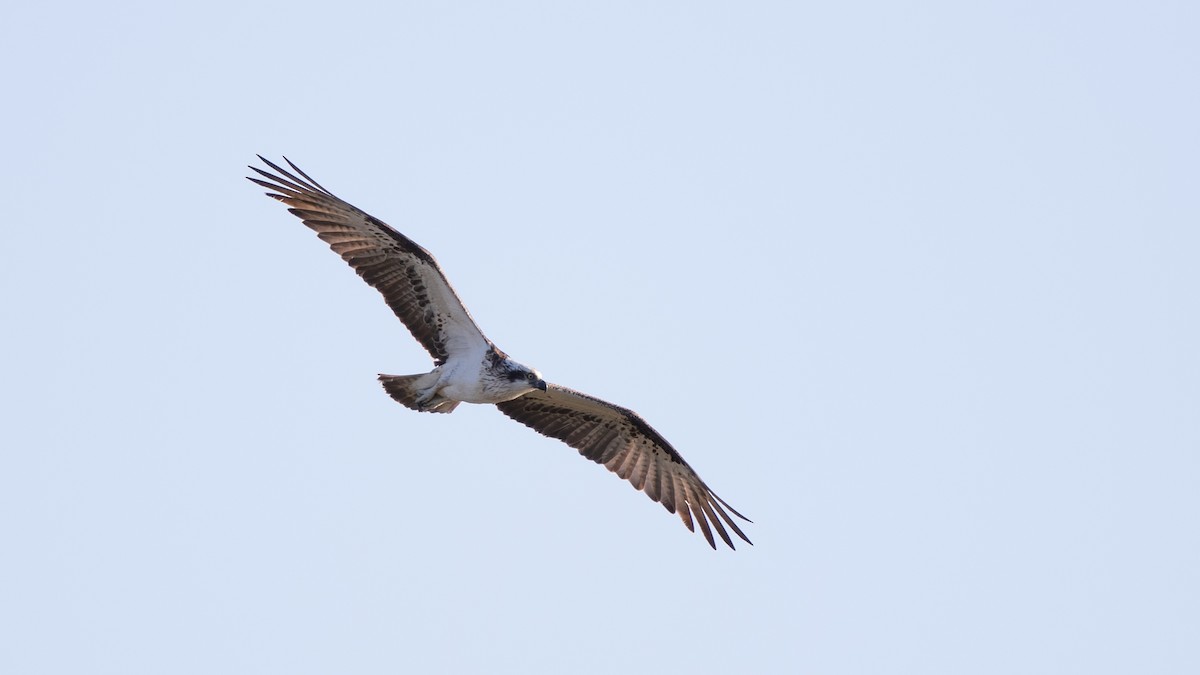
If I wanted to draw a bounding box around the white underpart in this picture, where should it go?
[427,343,539,405]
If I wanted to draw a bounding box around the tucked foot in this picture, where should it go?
[378,373,458,413]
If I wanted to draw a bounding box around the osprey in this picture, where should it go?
[248,157,752,549]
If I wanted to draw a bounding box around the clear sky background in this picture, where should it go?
[2,2,1197,673]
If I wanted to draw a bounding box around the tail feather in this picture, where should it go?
[378,373,460,414]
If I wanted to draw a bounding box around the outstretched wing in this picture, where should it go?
[496,384,752,549]
[248,156,490,365]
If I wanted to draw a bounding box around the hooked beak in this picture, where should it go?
[535,379,548,391]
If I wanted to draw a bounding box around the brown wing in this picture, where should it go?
[496,384,752,549]
[248,156,491,365]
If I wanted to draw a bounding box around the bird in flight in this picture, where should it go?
[248,157,752,549]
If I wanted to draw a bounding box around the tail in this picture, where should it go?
[378,373,460,414]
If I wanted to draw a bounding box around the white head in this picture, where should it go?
[484,347,547,401]
[501,360,547,393]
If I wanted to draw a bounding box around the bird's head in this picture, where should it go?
[505,363,547,392]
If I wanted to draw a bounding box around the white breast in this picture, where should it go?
[434,346,531,404]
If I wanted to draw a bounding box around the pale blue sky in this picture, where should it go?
[2,2,1197,673]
